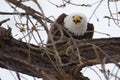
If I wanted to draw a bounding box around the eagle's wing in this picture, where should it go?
[83,23,94,39]
[50,13,67,34]
[47,13,67,44]
[56,13,67,24]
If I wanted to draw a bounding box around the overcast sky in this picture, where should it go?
[0,0,120,80]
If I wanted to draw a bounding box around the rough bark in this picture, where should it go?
[0,0,120,80]
[0,27,120,80]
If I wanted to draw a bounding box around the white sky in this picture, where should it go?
[0,0,120,80]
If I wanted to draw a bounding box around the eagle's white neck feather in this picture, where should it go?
[64,13,87,36]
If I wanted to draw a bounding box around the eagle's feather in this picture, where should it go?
[47,13,94,45]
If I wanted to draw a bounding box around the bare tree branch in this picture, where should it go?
[6,0,53,33]
[0,0,120,80]
[0,27,120,80]
[0,18,10,26]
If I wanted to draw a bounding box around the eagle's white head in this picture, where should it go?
[64,13,87,36]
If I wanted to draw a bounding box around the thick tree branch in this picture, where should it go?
[0,27,120,79]
[0,0,119,80]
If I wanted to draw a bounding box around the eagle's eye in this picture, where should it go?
[80,17,82,19]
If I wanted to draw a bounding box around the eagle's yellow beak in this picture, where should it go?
[73,15,82,24]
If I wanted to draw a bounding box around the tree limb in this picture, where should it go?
[0,0,119,80]
[0,27,120,79]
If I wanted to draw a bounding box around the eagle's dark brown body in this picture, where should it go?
[47,13,94,45]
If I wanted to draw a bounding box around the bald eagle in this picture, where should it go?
[47,13,94,45]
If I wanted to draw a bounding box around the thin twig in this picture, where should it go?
[107,0,120,28]
[88,0,104,22]
[0,18,10,26]
[16,72,21,80]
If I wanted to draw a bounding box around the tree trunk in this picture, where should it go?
[0,27,120,80]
